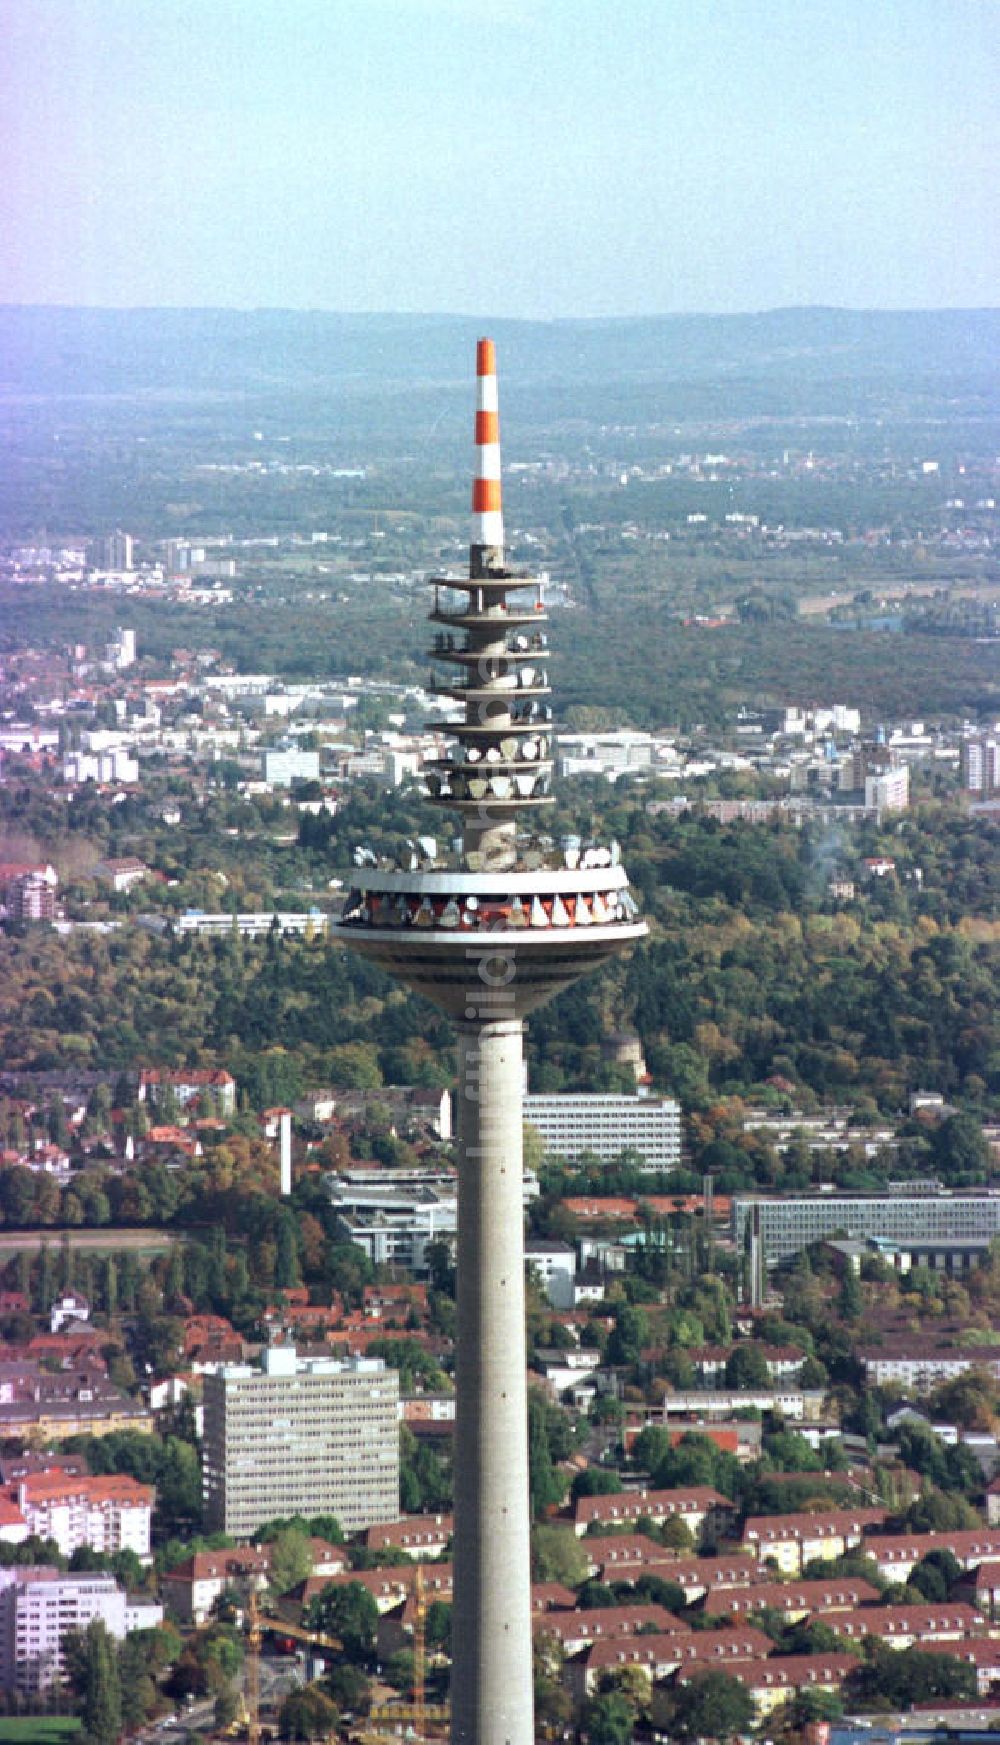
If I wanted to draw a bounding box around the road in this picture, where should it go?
[0,1226,177,1255]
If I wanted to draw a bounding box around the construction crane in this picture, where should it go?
[246,1586,261,1745]
[240,1583,343,1745]
[366,1566,449,1742]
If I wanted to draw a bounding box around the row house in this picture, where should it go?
[864,1529,1000,1585]
[638,1554,765,1604]
[912,1637,1000,1697]
[569,1625,774,1702]
[675,1652,861,1721]
[574,1485,734,1540]
[860,1344,1000,1392]
[580,1534,684,1580]
[958,1559,1000,1619]
[160,1540,347,1624]
[531,1604,682,1658]
[826,1603,993,1651]
[365,1514,452,1560]
[378,1575,575,1659]
[138,1067,237,1116]
[293,1567,411,1616]
[687,1344,806,1387]
[742,1507,888,1575]
[704,1577,881,1622]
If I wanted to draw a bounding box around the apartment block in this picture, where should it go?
[522,1093,682,1171]
[202,1346,399,1537]
[962,734,1000,795]
[0,1568,161,1693]
[12,1472,152,1562]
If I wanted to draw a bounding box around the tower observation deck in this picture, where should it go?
[334,340,646,1745]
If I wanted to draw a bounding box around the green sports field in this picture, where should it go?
[0,1721,82,1744]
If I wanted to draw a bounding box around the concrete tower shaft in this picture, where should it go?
[335,341,647,1745]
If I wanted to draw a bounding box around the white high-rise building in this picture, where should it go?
[865,766,909,813]
[103,531,134,571]
[962,735,1000,794]
[202,1347,399,1537]
[103,626,136,670]
[522,1093,681,1172]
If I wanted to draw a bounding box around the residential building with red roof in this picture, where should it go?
[704,1577,881,1621]
[365,1514,452,1560]
[531,1604,683,1657]
[742,1507,888,1574]
[676,1652,861,1720]
[575,1485,735,1539]
[863,1528,1000,1583]
[11,1471,153,1560]
[826,1604,994,1650]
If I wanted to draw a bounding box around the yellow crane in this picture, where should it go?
[366,1565,449,1742]
[240,1584,343,1744]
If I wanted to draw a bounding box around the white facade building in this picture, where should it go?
[15,1474,152,1562]
[0,1569,157,1692]
[524,1240,577,1309]
[63,747,139,784]
[202,1347,399,1537]
[865,766,910,812]
[262,747,320,787]
[522,1094,682,1172]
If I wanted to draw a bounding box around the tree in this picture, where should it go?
[325,1662,370,1715]
[846,1644,976,1710]
[724,1342,770,1389]
[528,1392,566,1521]
[909,1548,962,1603]
[931,1113,991,1184]
[607,1304,649,1368]
[532,1523,588,1587]
[839,1268,863,1320]
[534,1674,574,1734]
[632,1425,673,1474]
[267,1526,314,1597]
[120,1633,160,1729]
[666,1669,756,1742]
[571,1467,623,1503]
[581,1690,636,1745]
[67,1619,122,1745]
[905,1489,981,1532]
[275,1215,301,1290]
[305,1581,379,1661]
[659,1515,695,1551]
[278,1684,340,1739]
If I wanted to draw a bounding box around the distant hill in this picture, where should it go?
[1,306,997,429]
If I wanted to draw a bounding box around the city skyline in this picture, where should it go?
[2,0,997,316]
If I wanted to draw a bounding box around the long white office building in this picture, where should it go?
[522,1093,682,1172]
[733,1191,1000,1265]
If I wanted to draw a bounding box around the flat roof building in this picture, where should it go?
[734,1190,1000,1266]
[0,1568,161,1693]
[522,1093,681,1172]
[202,1346,399,1538]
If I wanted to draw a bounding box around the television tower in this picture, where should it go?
[336,340,646,1745]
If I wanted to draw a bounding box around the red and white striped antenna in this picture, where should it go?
[471,336,504,574]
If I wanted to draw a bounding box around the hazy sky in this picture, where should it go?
[2,0,997,316]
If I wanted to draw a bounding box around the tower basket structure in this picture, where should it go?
[335,339,646,1745]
